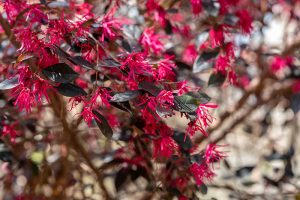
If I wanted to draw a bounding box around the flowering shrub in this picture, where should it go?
[2,0,298,199]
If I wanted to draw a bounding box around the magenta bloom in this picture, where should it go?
[205,144,227,164]
[189,162,214,185]
[139,28,164,54]
[209,26,225,48]
[236,10,253,34]
[190,0,202,15]
[271,56,293,73]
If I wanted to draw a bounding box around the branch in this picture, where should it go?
[49,92,113,200]
[0,14,20,48]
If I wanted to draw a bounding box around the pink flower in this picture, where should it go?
[153,135,177,158]
[224,42,235,59]
[236,10,253,34]
[90,88,112,107]
[146,0,159,10]
[1,123,18,142]
[205,144,226,164]
[156,90,174,107]
[172,177,188,191]
[186,103,217,137]
[81,107,95,126]
[292,80,300,93]
[3,0,27,24]
[26,7,48,25]
[271,56,293,73]
[13,85,35,113]
[121,52,152,84]
[178,196,188,200]
[209,26,225,48]
[139,28,164,54]
[32,79,51,103]
[182,45,198,64]
[228,70,237,85]
[189,162,215,185]
[155,57,176,80]
[145,1,167,26]
[218,0,240,14]
[215,55,230,74]
[177,81,190,95]
[237,74,250,88]
[99,7,130,42]
[190,0,202,15]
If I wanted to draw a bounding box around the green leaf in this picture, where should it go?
[208,73,226,87]
[42,63,78,83]
[174,91,211,114]
[199,184,208,195]
[174,95,198,113]
[55,83,87,97]
[92,110,113,139]
[185,91,211,104]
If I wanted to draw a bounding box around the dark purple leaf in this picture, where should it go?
[0,75,20,90]
[92,110,113,139]
[110,90,141,102]
[42,63,78,83]
[55,83,87,97]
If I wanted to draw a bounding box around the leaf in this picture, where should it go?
[48,1,69,8]
[199,184,208,195]
[189,154,205,164]
[0,151,13,163]
[165,20,173,35]
[138,81,161,96]
[39,0,47,5]
[121,39,132,52]
[110,101,132,113]
[193,51,219,73]
[92,110,113,139]
[54,46,70,58]
[130,166,149,181]
[174,95,198,113]
[208,73,226,87]
[0,75,19,90]
[175,61,191,69]
[68,56,94,70]
[42,63,78,83]
[235,166,255,177]
[55,83,87,97]
[291,93,300,113]
[224,14,239,26]
[156,106,173,118]
[184,92,211,104]
[115,168,129,191]
[110,90,141,102]
[172,132,193,151]
[167,188,181,197]
[98,58,121,68]
[202,0,219,17]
